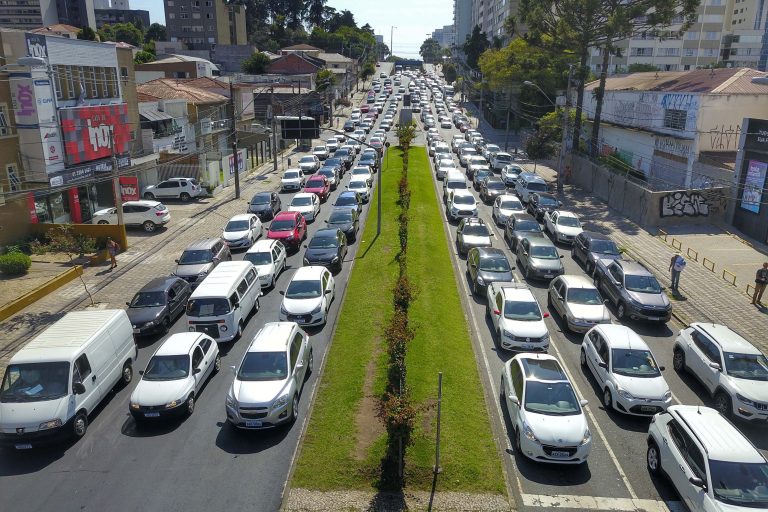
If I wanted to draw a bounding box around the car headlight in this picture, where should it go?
[144,320,155,327]
[502,329,513,338]
[616,388,635,400]
[226,394,236,408]
[39,419,62,430]
[627,296,642,307]
[523,422,539,443]
[737,393,755,406]
[280,305,289,316]
[285,234,294,240]
[663,390,672,401]
[130,402,140,410]
[165,398,185,409]
[197,271,208,277]
[272,394,289,410]
[331,256,339,263]
[580,428,592,446]
[476,276,485,285]
[310,304,322,315]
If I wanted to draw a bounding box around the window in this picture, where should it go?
[0,105,9,136]
[192,347,204,368]
[168,13,175,19]
[65,65,76,100]
[106,68,118,97]
[609,264,623,283]
[206,13,213,19]
[193,13,200,19]
[664,109,687,130]
[120,66,128,79]
[236,278,248,296]
[691,330,721,364]
[510,361,523,398]
[167,0,173,4]
[180,13,188,19]
[685,441,706,480]
[74,354,92,381]
[684,48,697,57]
[290,333,302,369]
[6,164,20,192]
[200,337,212,354]
[704,31,720,40]
[87,66,97,98]
[685,31,700,40]
[245,269,257,286]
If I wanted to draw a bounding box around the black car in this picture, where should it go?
[473,169,494,190]
[343,120,355,132]
[326,207,360,243]
[479,176,507,204]
[466,247,514,296]
[528,192,561,221]
[303,228,348,272]
[359,155,378,172]
[126,276,191,335]
[572,231,622,276]
[248,191,281,219]
[504,212,546,251]
[333,191,363,213]
[324,157,345,176]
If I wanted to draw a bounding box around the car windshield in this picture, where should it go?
[326,158,342,167]
[314,147,326,153]
[244,251,272,266]
[318,170,334,179]
[462,225,489,236]
[503,300,541,320]
[500,200,522,210]
[486,145,500,153]
[0,362,70,403]
[567,288,602,305]
[300,156,315,163]
[350,181,368,189]
[237,352,288,382]
[454,195,475,206]
[558,216,581,227]
[723,353,768,381]
[352,170,369,176]
[270,220,295,231]
[480,257,510,272]
[610,349,661,377]
[591,240,620,255]
[251,194,271,204]
[496,155,512,162]
[130,291,166,308]
[291,196,313,207]
[309,236,338,249]
[537,196,559,206]
[286,279,322,299]
[516,220,541,232]
[528,182,548,192]
[524,381,580,416]
[328,211,353,223]
[709,460,768,507]
[225,220,250,232]
[531,245,559,259]
[178,249,212,265]
[306,179,324,187]
[336,196,358,206]
[187,297,230,317]
[142,355,190,381]
[624,275,662,293]
[487,181,506,190]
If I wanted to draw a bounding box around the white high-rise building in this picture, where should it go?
[454,0,473,49]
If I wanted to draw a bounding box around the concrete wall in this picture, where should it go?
[30,223,128,251]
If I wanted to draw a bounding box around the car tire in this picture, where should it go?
[714,392,732,418]
[186,394,195,416]
[98,220,109,225]
[647,442,662,476]
[143,192,155,200]
[214,354,222,373]
[603,388,613,410]
[143,221,157,233]
[580,349,587,367]
[162,317,171,334]
[290,394,299,424]
[523,264,530,280]
[72,411,88,440]
[547,293,553,308]
[180,192,191,202]
[120,361,133,387]
[307,349,314,376]
[515,427,523,454]
[672,349,686,373]
[617,302,627,320]
[236,321,244,340]
[587,262,595,277]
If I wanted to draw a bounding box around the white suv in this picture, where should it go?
[673,323,768,421]
[486,282,550,352]
[647,405,768,511]
[501,353,592,464]
[93,200,170,232]
[142,177,202,202]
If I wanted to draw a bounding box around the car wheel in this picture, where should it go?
[587,262,595,277]
[98,220,109,225]
[714,392,732,417]
[290,394,299,424]
[186,394,195,416]
[580,349,587,367]
[180,192,191,202]
[162,317,171,334]
[647,442,662,476]
[515,427,522,454]
[617,302,627,320]
[236,321,244,340]
[307,349,314,376]
[120,361,133,387]
[143,221,157,233]
[672,349,686,373]
[214,354,222,373]
[571,246,576,258]
[72,411,88,439]
[603,388,613,410]
[523,264,530,280]
[546,293,553,308]
[143,192,155,200]
[500,378,507,403]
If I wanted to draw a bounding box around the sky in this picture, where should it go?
[131,0,453,59]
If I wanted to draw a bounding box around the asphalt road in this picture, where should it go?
[0,64,395,512]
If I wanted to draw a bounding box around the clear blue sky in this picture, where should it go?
[131,0,453,58]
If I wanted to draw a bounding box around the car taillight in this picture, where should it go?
[156,211,166,216]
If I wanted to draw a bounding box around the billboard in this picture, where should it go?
[60,104,130,165]
[120,176,139,201]
[279,116,320,140]
[740,160,767,214]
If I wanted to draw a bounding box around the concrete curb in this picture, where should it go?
[0,265,82,322]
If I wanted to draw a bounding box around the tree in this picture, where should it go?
[145,23,166,42]
[98,22,144,47]
[419,38,441,64]
[77,26,97,41]
[316,68,336,91]
[134,51,155,65]
[442,63,457,84]
[326,9,356,32]
[395,122,417,152]
[241,51,272,74]
[463,25,490,70]
[305,0,326,28]
[360,62,376,81]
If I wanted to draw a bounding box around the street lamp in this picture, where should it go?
[391,26,397,60]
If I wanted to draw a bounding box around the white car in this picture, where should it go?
[490,151,514,171]
[501,353,592,464]
[281,168,305,191]
[582,324,671,415]
[347,180,371,202]
[325,138,339,152]
[548,275,611,333]
[492,194,525,226]
[447,190,478,221]
[298,155,320,174]
[312,146,329,161]
[222,213,263,249]
[436,158,457,180]
[502,164,525,186]
[350,166,373,186]
[288,193,321,223]
[482,144,502,161]
[459,147,479,167]
[647,405,768,511]
[142,177,202,202]
[544,210,583,245]
[380,121,392,131]
[244,239,287,288]
[352,129,366,141]
[440,118,452,129]
[279,266,335,326]
[129,332,220,422]
[225,322,312,429]
[432,144,451,164]
[93,200,170,233]
[673,322,768,421]
[487,282,550,352]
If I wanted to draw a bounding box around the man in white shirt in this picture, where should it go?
[669,252,686,292]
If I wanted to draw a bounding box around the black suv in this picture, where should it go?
[594,259,671,322]
[528,192,561,221]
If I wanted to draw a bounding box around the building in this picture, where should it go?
[135,54,219,82]
[0,0,96,30]
[164,0,246,51]
[471,0,518,43]
[94,8,150,29]
[267,52,324,76]
[317,52,355,96]
[431,25,456,48]
[280,44,322,57]
[453,0,472,48]
[731,117,768,241]
[29,24,80,39]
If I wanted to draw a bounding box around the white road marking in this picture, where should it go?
[522,494,684,511]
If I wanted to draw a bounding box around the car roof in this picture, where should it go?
[293,192,315,199]
[229,213,254,222]
[498,194,521,202]
[614,260,652,276]
[515,353,568,382]
[312,228,339,238]
[692,323,760,354]
[247,322,297,353]
[497,283,536,302]
[284,168,302,174]
[247,239,280,253]
[533,192,557,200]
[581,230,612,241]
[184,237,221,250]
[138,275,182,293]
[594,324,647,350]
[556,210,578,218]
[452,189,474,198]
[520,172,545,182]
[475,247,506,259]
[511,212,536,222]
[251,191,272,199]
[526,237,556,247]
[557,274,596,289]
[273,211,299,221]
[291,265,326,281]
[671,405,765,463]
[154,332,206,356]
[306,175,325,182]
[485,177,503,183]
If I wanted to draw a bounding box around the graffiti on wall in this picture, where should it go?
[707,124,741,151]
[654,137,692,158]
[660,93,697,111]
[660,189,727,217]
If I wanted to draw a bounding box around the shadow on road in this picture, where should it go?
[214,420,290,454]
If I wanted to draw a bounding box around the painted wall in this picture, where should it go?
[697,94,768,152]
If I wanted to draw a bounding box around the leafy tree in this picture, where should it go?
[98,22,144,47]
[360,62,376,80]
[326,9,356,32]
[395,122,417,151]
[442,63,457,84]
[316,68,336,91]
[241,51,272,74]
[77,26,97,41]
[305,0,326,28]
[419,38,441,64]
[145,23,166,42]
[134,51,155,65]
[463,25,489,69]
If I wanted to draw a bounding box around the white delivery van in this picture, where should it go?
[187,261,261,342]
[0,310,137,449]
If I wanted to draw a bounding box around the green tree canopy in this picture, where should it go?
[98,23,144,47]
[77,26,97,41]
[145,23,166,42]
[316,68,336,91]
[419,38,441,64]
[442,63,457,84]
[463,25,490,70]
[241,51,272,74]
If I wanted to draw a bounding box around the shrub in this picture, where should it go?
[0,251,32,275]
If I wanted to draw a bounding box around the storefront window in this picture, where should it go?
[49,192,71,224]
[34,197,51,223]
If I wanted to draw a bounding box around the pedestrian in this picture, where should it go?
[669,252,686,291]
[752,262,768,305]
[106,236,120,271]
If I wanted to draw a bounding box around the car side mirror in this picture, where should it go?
[296,362,304,370]
[604,299,609,305]
[560,255,564,258]
[580,399,589,407]
[303,244,307,249]
[73,382,86,395]
[325,289,332,295]
[213,257,220,264]
[493,309,500,315]
[174,259,179,264]
[709,362,722,371]
[508,394,519,405]
[193,368,202,375]
[659,366,666,372]
[125,301,130,306]
[230,365,237,375]
[689,476,706,489]
[279,290,285,295]
[598,361,607,369]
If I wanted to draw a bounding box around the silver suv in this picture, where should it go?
[594,259,671,322]
[174,238,231,287]
[143,177,202,202]
[673,323,768,421]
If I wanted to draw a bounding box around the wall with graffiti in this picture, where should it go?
[659,190,727,217]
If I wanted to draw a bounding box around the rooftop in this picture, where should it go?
[137,79,228,105]
[155,332,205,356]
[585,68,768,95]
[674,405,764,462]
[594,324,648,350]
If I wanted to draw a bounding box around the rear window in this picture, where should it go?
[527,182,548,192]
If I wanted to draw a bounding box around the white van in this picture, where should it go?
[515,172,549,204]
[187,261,261,342]
[443,170,469,205]
[0,310,137,449]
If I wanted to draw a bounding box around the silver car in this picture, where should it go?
[457,217,493,256]
[516,236,564,281]
[548,275,611,333]
[174,238,231,287]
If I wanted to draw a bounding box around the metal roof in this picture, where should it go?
[585,68,768,95]
[139,108,174,122]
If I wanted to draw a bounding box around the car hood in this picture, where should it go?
[283,296,322,315]
[290,205,314,214]
[253,263,275,277]
[499,208,524,217]
[249,203,271,212]
[525,411,588,446]
[231,378,289,406]
[530,257,563,271]
[144,185,157,191]
[478,270,514,285]
[555,225,583,237]
[305,247,338,262]
[462,234,492,246]
[223,229,250,241]
[282,177,301,184]
[0,398,69,431]
[269,230,295,240]
[589,252,621,264]
[299,162,315,168]
[729,378,768,402]
[130,378,191,406]
[501,318,547,338]
[93,208,113,217]
[127,306,166,326]
[175,262,213,277]
[612,374,669,400]
[566,303,611,323]
[626,290,669,308]
[303,187,325,194]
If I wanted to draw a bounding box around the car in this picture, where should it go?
[142,177,202,202]
[451,134,466,152]
[369,138,384,152]
[325,138,339,152]
[303,175,331,203]
[516,173,549,204]
[333,191,363,213]
[646,405,768,511]
[581,324,671,415]
[594,259,671,322]
[436,158,457,180]
[350,166,373,186]
[126,276,191,336]
[303,228,348,272]
[458,147,478,167]
[440,118,452,128]
[323,158,345,177]
[358,154,378,172]
[447,189,478,221]
[334,148,354,169]
[571,231,622,276]
[492,194,525,227]
[174,238,231,287]
[343,120,355,132]
[548,275,610,333]
[528,192,561,221]
[673,323,768,420]
[317,167,340,190]
[432,143,451,164]
[468,161,491,182]
[344,138,361,153]
[129,332,220,422]
[298,155,320,174]
[481,144,501,160]
[226,322,312,429]
[312,145,329,161]
[247,191,281,219]
[544,210,583,245]
[501,164,525,186]
[467,247,514,296]
[456,217,493,255]
[288,192,321,223]
[281,168,306,191]
[347,179,371,203]
[380,120,392,131]
[325,207,359,243]
[222,213,263,249]
[501,353,591,464]
[267,211,307,251]
[279,266,335,326]
[487,282,549,352]
[479,176,507,204]
[516,236,564,281]
[93,200,170,233]
[243,239,287,289]
[490,151,514,171]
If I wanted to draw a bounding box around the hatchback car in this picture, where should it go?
[547,275,610,333]
[456,217,493,255]
[325,208,359,243]
[174,238,231,287]
[501,164,525,186]
[492,195,525,227]
[347,180,371,203]
[479,176,507,204]
[244,239,287,289]
[436,158,457,180]
[516,236,564,281]
[325,138,339,152]
[312,146,329,161]
[303,228,348,272]
[317,167,339,190]
[572,231,621,276]
[448,190,478,221]
[466,247,514,296]
[279,266,335,327]
[544,210,583,245]
[288,193,321,222]
[350,166,373,186]
[303,176,331,202]
[267,211,307,251]
[222,213,263,250]
[281,169,305,192]
[93,200,170,233]
[248,191,281,219]
[487,282,550,352]
[143,177,202,202]
[126,276,191,336]
[129,332,220,422]
[504,213,545,251]
[298,155,320,174]
[472,168,494,190]
[333,191,363,213]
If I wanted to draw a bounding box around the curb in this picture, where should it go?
[0,265,83,322]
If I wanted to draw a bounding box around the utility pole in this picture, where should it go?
[391,26,396,61]
[229,80,241,199]
[504,89,512,152]
[270,86,278,171]
[109,127,124,226]
[556,64,575,196]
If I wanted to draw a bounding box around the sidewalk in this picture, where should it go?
[461,101,529,154]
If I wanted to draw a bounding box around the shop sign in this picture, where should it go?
[119,176,139,201]
[25,34,48,59]
[60,104,130,165]
[48,155,131,187]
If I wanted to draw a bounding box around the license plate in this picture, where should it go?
[245,420,263,428]
[544,274,553,278]
[550,450,569,458]
[15,443,32,450]
[144,412,160,418]
[640,406,657,412]
[523,345,533,350]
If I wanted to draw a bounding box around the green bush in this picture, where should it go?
[0,251,32,275]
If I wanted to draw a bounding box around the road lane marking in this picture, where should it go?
[522,494,683,511]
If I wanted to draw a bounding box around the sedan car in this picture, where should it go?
[544,210,583,245]
[516,236,564,281]
[547,275,611,333]
[129,332,220,422]
[174,238,231,287]
[325,208,359,243]
[582,324,671,415]
[325,138,339,152]
[126,276,191,336]
[279,266,335,327]
[317,167,340,190]
[479,176,507,204]
[267,211,307,251]
[504,212,545,251]
[248,191,281,219]
[244,239,287,289]
[298,155,320,174]
[288,193,321,222]
[347,179,371,203]
[281,169,305,192]
[333,191,363,213]
[435,158,457,180]
[492,195,525,227]
[312,146,329,161]
[350,166,373,186]
[501,164,525,187]
[528,192,562,221]
[222,213,263,249]
[457,217,493,256]
[93,200,171,233]
[571,231,621,276]
[472,168,494,190]
[303,228,348,272]
[467,247,514,296]
[303,175,331,202]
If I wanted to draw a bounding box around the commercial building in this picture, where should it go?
[470,0,518,43]
[164,0,246,51]
[0,0,96,30]
[731,117,768,241]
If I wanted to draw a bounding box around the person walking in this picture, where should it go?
[669,252,686,292]
[752,262,768,305]
[106,236,120,271]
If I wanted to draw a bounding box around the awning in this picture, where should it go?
[140,108,174,122]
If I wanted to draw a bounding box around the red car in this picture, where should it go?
[360,104,370,113]
[267,211,307,250]
[303,175,331,202]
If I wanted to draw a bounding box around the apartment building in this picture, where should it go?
[164,0,246,51]
[471,0,517,42]
[453,0,472,48]
[431,25,456,48]
[0,0,96,30]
